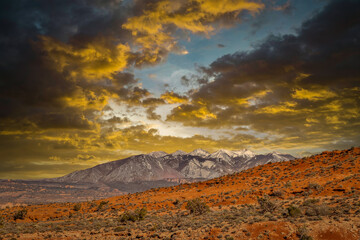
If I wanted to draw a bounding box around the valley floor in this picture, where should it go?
[1,194,359,240]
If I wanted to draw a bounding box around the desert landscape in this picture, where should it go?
[1,147,359,239]
[1,0,359,239]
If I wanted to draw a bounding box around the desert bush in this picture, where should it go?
[287,205,302,217]
[185,198,210,215]
[13,209,27,220]
[297,226,313,240]
[284,181,292,188]
[119,208,147,222]
[73,203,81,211]
[308,183,323,191]
[271,190,284,197]
[114,226,125,232]
[173,199,180,206]
[302,199,320,206]
[305,204,331,216]
[257,196,278,213]
[97,201,109,211]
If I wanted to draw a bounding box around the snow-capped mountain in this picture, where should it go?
[233,149,256,158]
[148,151,168,158]
[188,149,210,157]
[49,148,295,193]
[209,149,234,164]
[171,150,187,156]
[239,152,296,170]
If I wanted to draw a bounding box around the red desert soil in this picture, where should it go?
[1,147,359,239]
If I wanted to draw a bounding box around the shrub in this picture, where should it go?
[303,199,320,206]
[308,183,322,191]
[13,209,27,220]
[271,190,284,197]
[73,203,81,211]
[185,198,210,215]
[297,226,313,240]
[119,208,147,223]
[287,205,302,217]
[257,196,278,213]
[305,205,331,216]
[97,201,109,211]
[114,226,125,232]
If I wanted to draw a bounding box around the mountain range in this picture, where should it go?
[50,149,295,192]
[0,149,295,205]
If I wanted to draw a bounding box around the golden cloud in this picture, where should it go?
[38,36,130,80]
[160,91,188,104]
[168,104,217,123]
[123,0,264,65]
[292,88,337,101]
[256,101,298,114]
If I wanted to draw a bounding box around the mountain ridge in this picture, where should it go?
[50,149,295,192]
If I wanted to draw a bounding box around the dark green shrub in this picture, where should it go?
[185,198,210,215]
[13,209,27,220]
[287,205,302,217]
[119,208,147,223]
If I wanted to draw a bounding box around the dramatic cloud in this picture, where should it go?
[123,0,264,65]
[38,36,130,80]
[167,0,360,149]
[160,91,188,104]
[0,0,358,179]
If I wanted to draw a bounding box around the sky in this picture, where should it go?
[0,0,359,179]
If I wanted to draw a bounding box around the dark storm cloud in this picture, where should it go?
[168,0,360,149]
[0,0,265,132]
[0,0,133,127]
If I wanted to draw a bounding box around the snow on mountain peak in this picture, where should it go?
[148,151,168,158]
[232,149,256,158]
[171,150,187,156]
[209,149,234,163]
[210,149,232,157]
[189,149,210,157]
